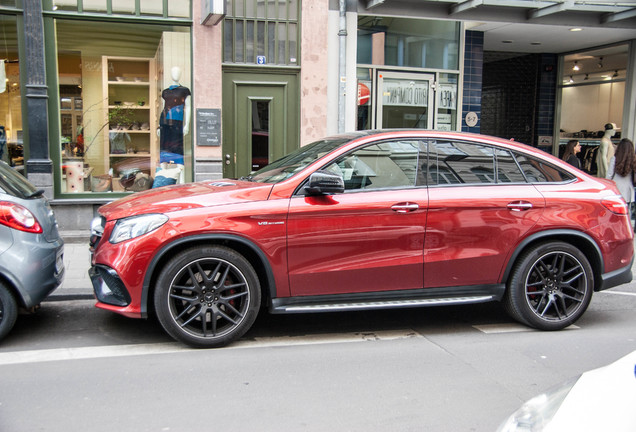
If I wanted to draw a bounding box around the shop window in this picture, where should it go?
[55,19,191,194]
[0,15,22,172]
[51,0,191,18]
[223,0,300,66]
[357,17,460,70]
[558,44,627,173]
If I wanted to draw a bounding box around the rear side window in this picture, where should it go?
[496,149,526,183]
[426,140,496,185]
[514,153,575,182]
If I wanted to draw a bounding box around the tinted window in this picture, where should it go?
[515,153,575,182]
[496,149,526,183]
[427,140,495,185]
[0,161,39,198]
[324,140,420,191]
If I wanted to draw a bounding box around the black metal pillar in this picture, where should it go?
[23,0,52,195]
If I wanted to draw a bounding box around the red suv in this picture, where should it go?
[89,130,633,347]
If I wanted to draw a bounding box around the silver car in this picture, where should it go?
[0,161,65,341]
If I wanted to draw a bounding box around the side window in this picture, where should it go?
[496,149,526,183]
[324,140,420,191]
[427,140,495,185]
[515,153,575,182]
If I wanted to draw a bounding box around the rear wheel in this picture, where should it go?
[154,246,261,348]
[504,242,593,330]
[0,282,18,341]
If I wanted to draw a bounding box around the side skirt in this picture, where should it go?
[270,285,506,314]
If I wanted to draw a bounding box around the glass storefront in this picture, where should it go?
[54,20,191,194]
[558,44,628,175]
[0,15,21,171]
[356,17,461,131]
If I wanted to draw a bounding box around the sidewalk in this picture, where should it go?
[49,235,94,301]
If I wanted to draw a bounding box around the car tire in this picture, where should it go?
[0,282,18,341]
[154,246,261,348]
[504,241,593,330]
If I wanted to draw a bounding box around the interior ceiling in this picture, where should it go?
[362,0,636,54]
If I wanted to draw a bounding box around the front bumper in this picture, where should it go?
[89,265,131,307]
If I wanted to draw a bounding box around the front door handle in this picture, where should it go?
[507,201,533,212]
[391,202,419,213]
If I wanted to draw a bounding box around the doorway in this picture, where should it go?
[222,70,299,178]
[377,71,435,129]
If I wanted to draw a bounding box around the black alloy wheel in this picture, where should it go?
[504,242,593,330]
[0,282,18,341]
[154,246,261,348]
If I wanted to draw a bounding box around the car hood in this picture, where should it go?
[99,180,275,221]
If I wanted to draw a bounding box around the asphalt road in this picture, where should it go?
[1,281,635,432]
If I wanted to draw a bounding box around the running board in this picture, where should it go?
[270,295,497,314]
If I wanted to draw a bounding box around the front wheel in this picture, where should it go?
[0,282,18,342]
[504,242,593,330]
[154,246,261,348]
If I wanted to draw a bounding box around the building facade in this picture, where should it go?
[1,0,635,233]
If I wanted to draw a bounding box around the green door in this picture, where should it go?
[222,70,299,178]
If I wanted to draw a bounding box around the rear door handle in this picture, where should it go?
[391,202,419,213]
[507,201,533,211]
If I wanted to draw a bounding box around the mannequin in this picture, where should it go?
[158,66,191,163]
[596,122,617,178]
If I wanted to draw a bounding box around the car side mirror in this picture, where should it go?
[305,170,345,195]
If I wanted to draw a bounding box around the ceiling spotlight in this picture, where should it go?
[598,57,604,68]
[573,61,580,71]
[569,76,574,83]
[613,70,619,78]
[584,74,589,80]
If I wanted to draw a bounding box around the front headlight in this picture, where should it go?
[497,377,578,432]
[109,214,169,244]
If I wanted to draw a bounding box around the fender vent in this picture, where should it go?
[208,182,235,187]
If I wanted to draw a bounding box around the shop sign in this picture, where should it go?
[358,82,370,106]
[438,84,457,110]
[196,108,221,146]
[382,80,428,107]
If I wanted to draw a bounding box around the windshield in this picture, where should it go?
[248,137,352,183]
[0,161,40,199]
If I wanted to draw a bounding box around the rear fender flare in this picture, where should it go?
[501,229,603,285]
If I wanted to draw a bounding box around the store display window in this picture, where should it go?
[558,44,627,175]
[357,17,460,70]
[55,19,191,194]
[52,0,190,18]
[0,15,22,172]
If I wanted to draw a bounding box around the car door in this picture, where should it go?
[422,139,545,288]
[286,139,427,296]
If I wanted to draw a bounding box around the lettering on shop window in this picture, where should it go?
[438,84,457,110]
[382,80,428,107]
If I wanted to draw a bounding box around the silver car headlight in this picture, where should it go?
[497,377,578,432]
[109,214,169,244]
